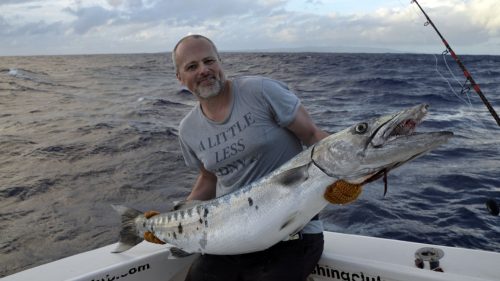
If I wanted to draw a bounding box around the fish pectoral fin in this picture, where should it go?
[172,200,202,211]
[169,247,194,258]
[273,164,310,187]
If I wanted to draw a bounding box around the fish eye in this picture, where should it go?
[354,122,368,134]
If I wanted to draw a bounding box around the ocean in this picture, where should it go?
[1,52,499,277]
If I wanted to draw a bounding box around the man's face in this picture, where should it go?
[175,38,226,99]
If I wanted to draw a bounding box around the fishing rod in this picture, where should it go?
[411,0,500,127]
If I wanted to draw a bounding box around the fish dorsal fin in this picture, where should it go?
[172,200,202,211]
[273,163,310,187]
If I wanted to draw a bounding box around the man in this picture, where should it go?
[172,34,328,281]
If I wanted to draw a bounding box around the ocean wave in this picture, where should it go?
[0,179,57,200]
[1,52,499,277]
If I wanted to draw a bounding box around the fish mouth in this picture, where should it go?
[311,103,452,191]
[370,104,428,148]
[361,104,453,189]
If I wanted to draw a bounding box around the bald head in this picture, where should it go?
[172,34,227,100]
[172,35,221,74]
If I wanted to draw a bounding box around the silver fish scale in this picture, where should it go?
[145,161,332,254]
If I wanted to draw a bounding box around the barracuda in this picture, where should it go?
[112,104,452,257]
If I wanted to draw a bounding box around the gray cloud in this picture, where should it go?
[0,15,64,37]
[0,0,40,5]
[0,0,498,56]
[0,16,11,35]
[64,0,284,30]
[64,6,118,34]
[16,20,65,35]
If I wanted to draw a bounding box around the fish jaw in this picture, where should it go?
[312,104,453,184]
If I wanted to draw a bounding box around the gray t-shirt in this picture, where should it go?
[179,76,322,234]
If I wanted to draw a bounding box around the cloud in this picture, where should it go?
[93,0,281,25]
[215,0,499,53]
[0,16,11,35]
[0,0,499,55]
[0,14,65,37]
[468,0,500,35]
[403,0,497,46]
[0,0,40,5]
[64,6,117,34]
[56,0,286,37]
[17,21,66,36]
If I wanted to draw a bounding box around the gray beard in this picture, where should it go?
[195,77,225,99]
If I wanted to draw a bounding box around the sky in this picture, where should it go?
[0,0,499,56]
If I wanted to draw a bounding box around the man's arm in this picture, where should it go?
[287,105,329,146]
[186,165,217,201]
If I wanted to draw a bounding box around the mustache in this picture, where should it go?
[197,74,218,83]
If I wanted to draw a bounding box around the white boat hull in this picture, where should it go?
[3,231,499,281]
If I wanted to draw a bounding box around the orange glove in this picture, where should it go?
[324,180,363,204]
[143,211,166,244]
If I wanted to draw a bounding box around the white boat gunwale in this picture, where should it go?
[3,231,499,281]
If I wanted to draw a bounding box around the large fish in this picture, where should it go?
[112,104,452,256]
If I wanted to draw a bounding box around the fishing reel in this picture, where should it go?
[414,247,445,272]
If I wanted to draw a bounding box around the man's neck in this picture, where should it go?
[199,80,232,122]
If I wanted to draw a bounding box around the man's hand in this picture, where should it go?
[143,211,166,244]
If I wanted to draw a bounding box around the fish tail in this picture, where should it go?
[111,205,143,253]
